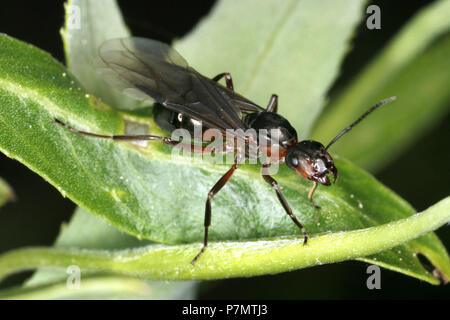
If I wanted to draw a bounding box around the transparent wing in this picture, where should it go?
[94,37,190,103]
[217,88,265,113]
[94,37,252,135]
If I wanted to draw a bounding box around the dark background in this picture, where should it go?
[0,0,448,299]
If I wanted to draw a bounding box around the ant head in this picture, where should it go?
[284,97,396,185]
[285,140,337,186]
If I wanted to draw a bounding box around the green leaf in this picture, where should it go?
[10,207,195,300]
[0,276,156,300]
[0,196,448,284]
[174,0,366,138]
[60,0,140,110]
[311,0,450,171]
[0,177,15,207]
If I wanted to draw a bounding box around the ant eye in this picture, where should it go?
[290,157,298,167]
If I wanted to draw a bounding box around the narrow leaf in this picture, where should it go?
[0,196,448,284]
[22,207,196,299]
[0,276,155,300]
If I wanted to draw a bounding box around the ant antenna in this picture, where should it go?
[325,96,396,150]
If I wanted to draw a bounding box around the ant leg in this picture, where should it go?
[54,118,175,142]
[191,159,238,265]
[308,181,320,209]
[55,119,236,155]
[55,118,193,146]
[261,165,308,244]
[212,72,234,91]
[266,94,278,113]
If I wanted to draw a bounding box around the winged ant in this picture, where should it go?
[54,38,396,264]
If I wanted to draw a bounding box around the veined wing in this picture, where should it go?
[94,37,252,136]
[216,85,265,113]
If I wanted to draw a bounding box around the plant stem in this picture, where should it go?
[0,197,448,283]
